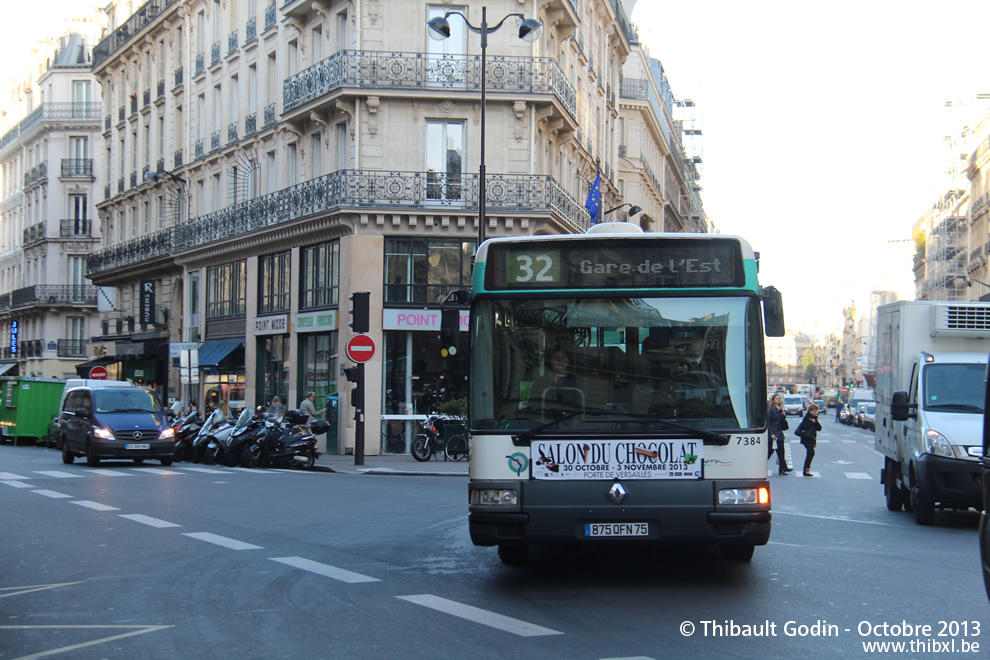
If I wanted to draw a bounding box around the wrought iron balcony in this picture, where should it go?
[282,51,577,119]
[105,184,111,200]
[174,149,183,168]
[264,1,276,30]
[23,162,47,187]
[246,16,257,41]
[195,139,204,160]
[195,53,205,75]
[23,222,46,244]
[156,157,165,174]
[21,339,43,358]
[118,177,124,194]
[264,103,277,127]
[228,121,238,144]
[92,0,182,68]
[130,94,138,114]
[88,227,175,275]
[211,42,221,65]
[245,113,257,136]
[157,79,165,99]
[118,105,125,122]
[104,115,111,131]
[57,339,88,358]
[130,171,138,189]
[143,89,151,107]
[228,30,238,53]
[61,158,93,178]
[61,219,91,237]
[174,66,183,87]
[211,130,221,151]
[11,284,98,308]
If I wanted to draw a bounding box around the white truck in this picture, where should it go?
[875,300,989,524]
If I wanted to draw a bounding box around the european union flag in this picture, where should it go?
[585,170,601,223]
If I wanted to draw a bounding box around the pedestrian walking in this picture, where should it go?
[767,393,792,474]
[835,399,843,423]
[796,403,823,476]
[299,391,326,431]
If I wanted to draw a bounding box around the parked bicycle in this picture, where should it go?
[411,413,467,462]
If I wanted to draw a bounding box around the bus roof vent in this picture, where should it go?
[586,222,643,235]
[931,303,990,337]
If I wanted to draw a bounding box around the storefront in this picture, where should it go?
[198,339,245,415]
[380,308,468,453]
[254,314,289,410]
[295,309,338,451]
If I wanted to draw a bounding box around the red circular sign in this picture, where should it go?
[89,366,109,380]
[346,334,376,363]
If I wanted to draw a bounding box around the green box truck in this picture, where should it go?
[0,377,66,446]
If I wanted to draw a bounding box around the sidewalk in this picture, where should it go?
[315,452,469,476]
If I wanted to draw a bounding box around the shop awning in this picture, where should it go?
[75,356,117,370]
[0,362,17,376]
[198,340,244,367]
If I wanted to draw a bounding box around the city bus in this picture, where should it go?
[457,222,785,564]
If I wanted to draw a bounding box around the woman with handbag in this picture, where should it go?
[767,393,792,474]
[795,402,823,476]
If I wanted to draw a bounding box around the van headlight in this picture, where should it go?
[93,427,115,440]
[159,427,175,440]
[924,430,953,457]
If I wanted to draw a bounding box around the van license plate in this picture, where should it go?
[584,522,649,537]
[125,443,150,450]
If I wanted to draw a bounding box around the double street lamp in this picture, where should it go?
[427,7,543,246]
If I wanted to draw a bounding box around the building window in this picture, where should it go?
[300,240,339,310]
[384,238,474,304]
[206,261,247,319]
[258,334,289,407]
[259,251,290,314]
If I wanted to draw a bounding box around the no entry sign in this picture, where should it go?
[89,366,108,380]
[346,334,376,363]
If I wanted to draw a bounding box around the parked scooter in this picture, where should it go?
[243,409,327,469]
[172,408,204,462]
[191,409,233,464]
[224,408,265,467]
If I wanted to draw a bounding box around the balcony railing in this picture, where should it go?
[61,158,94,178]
[104,115,111,131]
[282,51,577,118]
[195,52,205,75]
[21,339,43,358]
[23,162,48,187]
[174,149,183,168]
[264,103,277,126]
[23,222,45,244]
[89,171,588,275]
[1,103,103,152]
[211,130,221,151]
[57,339,88,358]
[195,138,204,159]
[130,171,138,189]
[264,1,276,30]
[118,177,124,193]
[11,284,98,308]
[228,30,238,53]
[143,89,151,107]
[61,219,92,237]
[228,121,238,144]
[174,66,184,87]
[92,0,182,68]
[246,16,257,41]
[211,42,221,65]
[157,79,166,98]
[245,113,257,136]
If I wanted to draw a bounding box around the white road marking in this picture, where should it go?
[0,624,173,657]
[71,501,120,511]
[270,556,380,583]
[88,469,133,477]
[134,468,181,475]
[119,514,181,528]
[2,480,34,489]
[842,440,857,443]
[844,472,873,480]
[35,470,83,478]
[32,489,72,499]
[396,594,562,637]
[182,532,262,550]
[0,472,28,480]
[178,466,229,474]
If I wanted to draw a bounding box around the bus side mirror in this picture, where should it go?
[761,285,785,337]
[890,390,915,421]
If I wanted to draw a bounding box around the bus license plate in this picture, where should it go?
[584,522,649,537]
[125,443,150,450]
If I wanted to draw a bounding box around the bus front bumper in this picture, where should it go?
[468,478,771,547]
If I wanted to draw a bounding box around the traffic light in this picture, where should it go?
[439,306,459,357]
[343,365,363,409]
[348,291,370,333]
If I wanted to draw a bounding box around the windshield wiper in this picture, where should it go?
[107,408,155,413]
[512,409,731,446]
[926,403,984,413]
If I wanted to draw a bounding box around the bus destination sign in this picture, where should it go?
[487,239,743,290]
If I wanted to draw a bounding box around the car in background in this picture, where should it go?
[782,394,804,416]
[852,401,871,428]
[813,399,827,415]
[860,402,876,431]
[801,396,811,411]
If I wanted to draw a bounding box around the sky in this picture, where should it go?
[630,0,990,337]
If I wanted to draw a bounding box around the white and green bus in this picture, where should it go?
[455,222,785,564]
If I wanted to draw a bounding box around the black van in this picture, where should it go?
[59,386,175,466]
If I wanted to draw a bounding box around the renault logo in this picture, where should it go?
[607,482,627,504]
[132,431,143,440]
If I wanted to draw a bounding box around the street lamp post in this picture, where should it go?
[145,169,189,224]
[603,203,641,220]
[427,8,542,246]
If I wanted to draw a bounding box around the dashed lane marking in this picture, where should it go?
[31,489,72,499]
[34,470,83,478]
[132,468,181,475]
[270,556,380,583]
[182,532,262,550]
[844,472,873,480]
[87,469,133,477]
[71,500,120,511]
[1,480,34,489]
[177,466,229,474]
[0,472,28,480]
[396,594,563,637]
[119,513,181,528]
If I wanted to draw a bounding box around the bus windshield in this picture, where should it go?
[470,295,765,433]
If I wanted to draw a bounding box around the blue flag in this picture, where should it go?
[584,170,601,223]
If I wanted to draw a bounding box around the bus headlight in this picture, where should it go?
[719,487,769,505]
[470,489,518,506]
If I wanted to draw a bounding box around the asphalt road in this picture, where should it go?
[1,416,987,659]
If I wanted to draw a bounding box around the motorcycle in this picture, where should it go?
[191,409,233,464]
[411,413,458,462]
[172,408,204,462]
[224,408,267,467]
[244,409,327,470]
